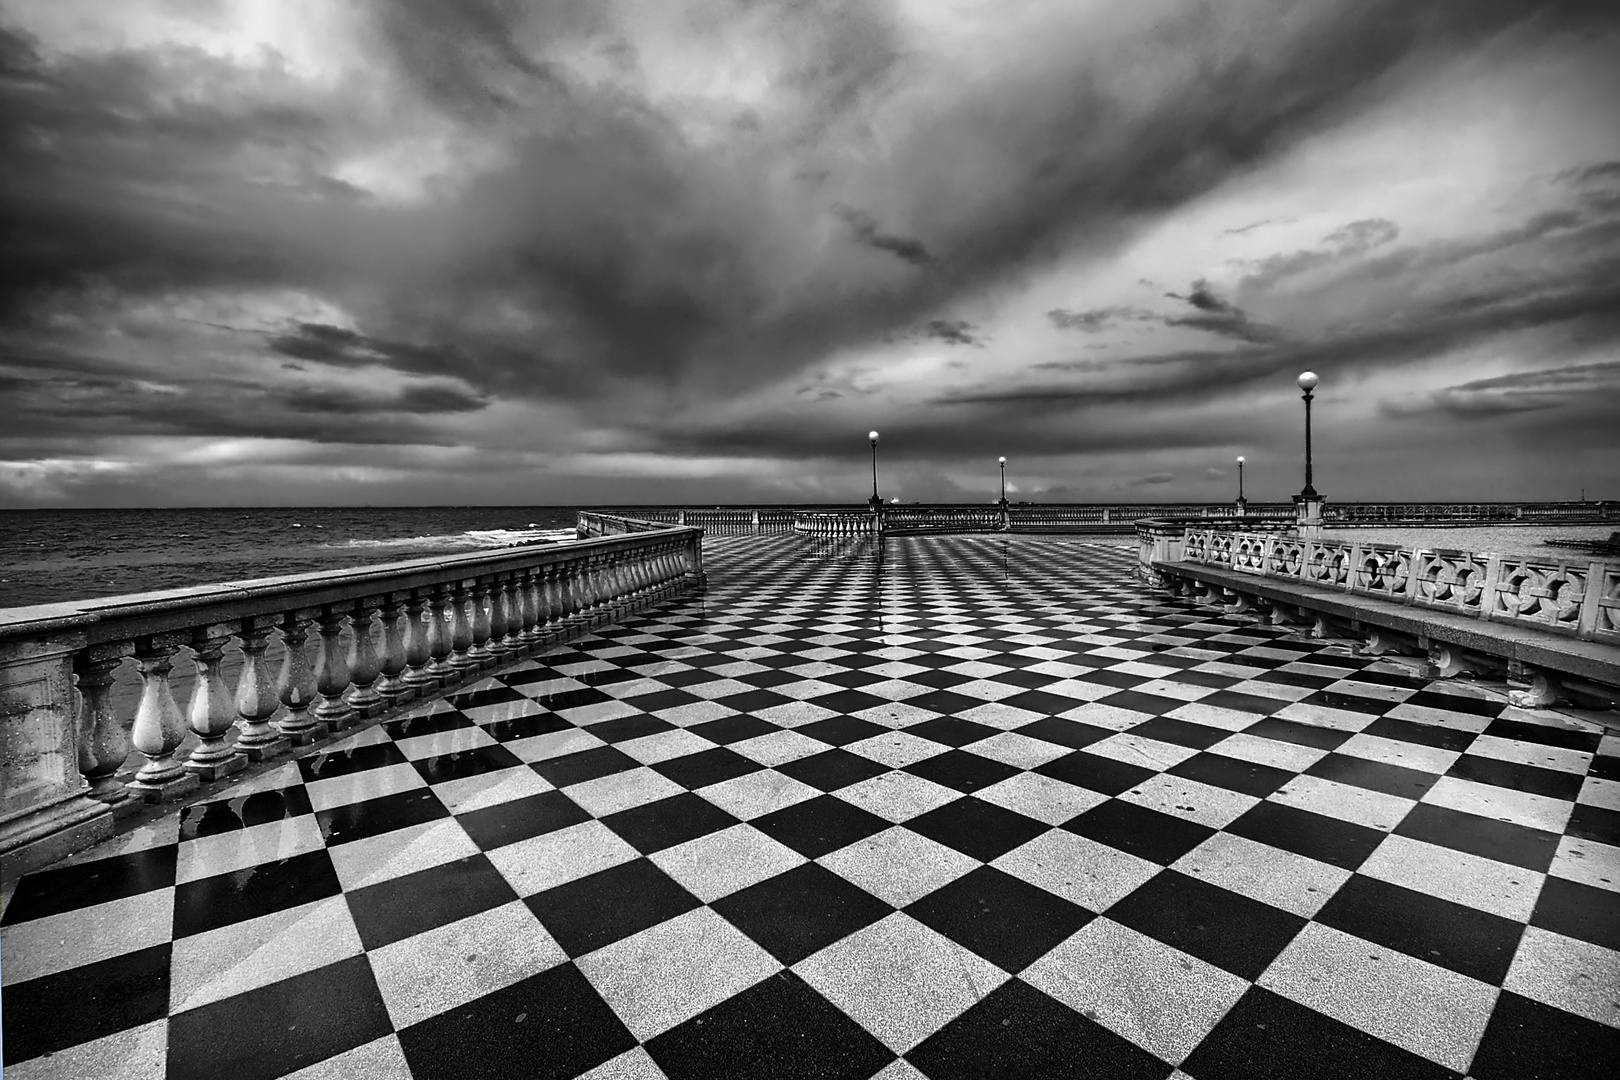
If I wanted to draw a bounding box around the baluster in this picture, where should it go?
[426,585,457,684]
[558,561,581,624]
[501,575,527,653]
[232,617,288,761]
[126,632,200,801]
[76,642,134,807]
[518,568,543,646]
[575,555,597,621]
[186,623,247,778]
[376,597,412,704]
[401,593,435,694]
[313,606,355,730]
[546,563,568,632]
[346,597,385,716]
[602,551,625,614]
[275,610,326,744]
[448,583,479,674]
[484,578,511,662]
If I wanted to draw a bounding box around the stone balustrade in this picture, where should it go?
[792,511,878,540]
[0,522,704,876]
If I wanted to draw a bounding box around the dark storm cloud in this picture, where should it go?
[1047,307,1156,332]
[921,320,979,346]
[2,0,1591,408]
[1383,361,1620,418]
[1162,280,1277,343]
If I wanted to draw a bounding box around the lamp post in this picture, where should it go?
[1297,372,1318,498]
[1293,371,1324,535]
[1236,455,1246,518]
[868,431,881,513]
[998,456,1007,505]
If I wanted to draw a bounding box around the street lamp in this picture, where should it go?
[1297,371,1318,497]
[868,431,881,512]
[998,456,1007,506]
[1236,455,1246,516]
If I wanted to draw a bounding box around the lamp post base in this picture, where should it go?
[1292,493,1325,538]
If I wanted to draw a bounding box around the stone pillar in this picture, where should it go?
[376,598,412,704]
[275,611,326,744]
[425,586,456,685]
[127,632,201,801]
[233,618,290,761]
[1294,493,1326,540]
[345,598,385,717]
[448,583,479,674]
[1,630,113,875]
[312,607,355,731]
[75,642,133,808]
[185,624,247,779]
[401,594,435,694]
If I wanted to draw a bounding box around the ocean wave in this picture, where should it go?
[329,528,576,551]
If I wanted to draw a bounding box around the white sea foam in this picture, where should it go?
[329,528,576,551]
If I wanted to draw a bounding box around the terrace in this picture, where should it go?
[2,531,1617,1079]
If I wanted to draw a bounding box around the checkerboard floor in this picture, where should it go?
[4,534,1619,1079]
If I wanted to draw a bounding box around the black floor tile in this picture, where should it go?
[1180,985,1458,1080]
[1480,717,1602,754]
[1443,755,1583,802]
[1393,802,1561,873]
[1299,689,1390,715]
[1361,716,1478,752]
[710,688,797,713]
[1015,716,1113,750]
[1226,800,1385,871]
[1316,873,1524,984]
[526,858,702,957]
[1589,754,1620,782]
[905,748,1022,794]
[1252,670,1338,690]
[456,789,591,850]
[445,684,526,711]
[906,797,1049,862]
[1198,689,1292,715]
[906,689,992,716]
[1567,803,1620,846]
[797,714,891,747]
[905,866,1093,973]
[315,787,449,846]
[906,668,983,689]
[345,853,518,950]
[413,750,527,793]
[1176,670,1245,689]
[647,970,895,1080]
[1001,689,1097,715]
[1065,799,1215,865]
[1402,689,1505,718]
[813,689,893,714]
[173,848,343,938]
[397,962,637,1080]
[1242,716,1353,751]
[295,740,408,782]
[601,792,740,854]
[1530,874,1620,951]
[905,716,1000,748]
[2,943,170,1066]
[906,978,1172,1080]
[166,955,393,1080]
[751,793,891,858]
[736,667,804,689]
[0,845,177,926]
[385,709,476,739]
[713,862,893,965]
[1108,870,1306,981]
[1075,669,1151,691]
[1126,715,1231,750]
[529,745,641,787]
[687,713,779,745]
[536,688,621,712]
[1305,751,1443,799]
[620,687,701,711]
[480,711,571,743]
[1098,690,1187,717]
[777,748,891,791]
[1169,751,1294,797]
[992,667,1065,689]
[1035,751,1155,797]
[1469,990,1620,1080]
[588,713,677,743]
[179,786,315,840]
[659,668,726,688]
[651,746,765,789]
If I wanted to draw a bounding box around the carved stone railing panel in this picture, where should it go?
[1597,567,1620,644]
[1303,539,1355,588]
[0,519,705,874]
[1412,550,1490,617]
[1489,558,1589,634]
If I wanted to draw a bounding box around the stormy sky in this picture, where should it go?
[2,0,1618,508]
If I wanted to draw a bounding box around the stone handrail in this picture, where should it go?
[1163,526,1620,645]
[881,506,1006,532]
[0,524,704,875]
[793,511,878,539]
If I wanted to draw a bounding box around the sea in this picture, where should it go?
[1,507,1615,611]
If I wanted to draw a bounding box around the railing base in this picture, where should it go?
[185,754,247,782]
[126,770,200,803]
[0,791,114,879]
[238,737,291,763]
